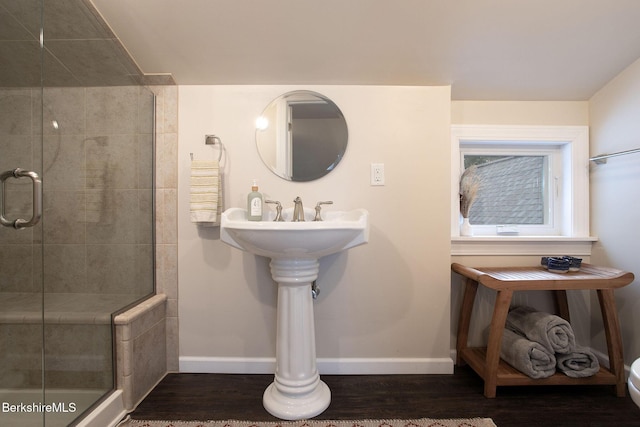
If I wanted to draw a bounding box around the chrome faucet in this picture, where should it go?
[292,196,305,221]
[313,201,333,221]
[265,200,284,221]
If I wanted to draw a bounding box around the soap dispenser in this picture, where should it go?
[247,180,263,221]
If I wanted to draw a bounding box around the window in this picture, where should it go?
[451,125,590,240]
[460,145,562,235]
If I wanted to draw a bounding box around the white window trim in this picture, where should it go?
[451,125,596,256]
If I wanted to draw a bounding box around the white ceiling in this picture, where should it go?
[91,0,640,100]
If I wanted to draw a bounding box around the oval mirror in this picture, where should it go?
[256,90,348,182]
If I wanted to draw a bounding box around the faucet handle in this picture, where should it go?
[265,200,284,221]
[313,201,333,221]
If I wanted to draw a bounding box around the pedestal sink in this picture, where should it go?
[220,206,369,420]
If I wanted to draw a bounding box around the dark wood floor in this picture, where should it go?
[130,366,640,427]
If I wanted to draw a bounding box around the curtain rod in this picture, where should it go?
[589,147,640,164]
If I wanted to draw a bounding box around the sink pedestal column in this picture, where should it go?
[263,258,330,420]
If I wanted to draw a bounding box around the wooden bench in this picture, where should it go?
[451,262,634,398]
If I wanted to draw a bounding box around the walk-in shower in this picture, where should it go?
[0,1,155,425]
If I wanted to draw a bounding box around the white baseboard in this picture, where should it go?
[179,356,454,375]
[180,357,276,374]
[318,357,454,374]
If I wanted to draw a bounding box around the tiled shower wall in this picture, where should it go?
[0,88,43,294]
[41,85,155,297]
[112,84,178,410]
[149,84,179,372]
[0,85,155,297]
[1,87,43,389]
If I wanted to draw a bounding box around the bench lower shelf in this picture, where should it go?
[461,347,617,387]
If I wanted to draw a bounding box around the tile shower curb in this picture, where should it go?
[115,293,168,411]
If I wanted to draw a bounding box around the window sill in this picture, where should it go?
[451,236,598,256]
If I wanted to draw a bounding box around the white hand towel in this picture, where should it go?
[190,160,222,225]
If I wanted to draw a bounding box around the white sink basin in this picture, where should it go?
[219,205,369,420]
[221,207,369,259]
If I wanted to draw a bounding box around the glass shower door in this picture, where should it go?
[0,1,46,426]
[3,1,156,424]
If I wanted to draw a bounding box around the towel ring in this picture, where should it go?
[205,135,224,162]
[190,135,224,162]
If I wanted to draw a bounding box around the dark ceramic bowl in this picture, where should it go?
[564,256,582,272]
[547,257,570,273]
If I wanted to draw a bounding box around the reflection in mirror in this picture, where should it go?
[256,91,348,181]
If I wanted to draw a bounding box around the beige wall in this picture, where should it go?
[451,100,589,125]
[177,85,453,373]
[590,57,640,366]
[174,86,639,373]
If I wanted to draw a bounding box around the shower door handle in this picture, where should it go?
[0,168,43,229]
